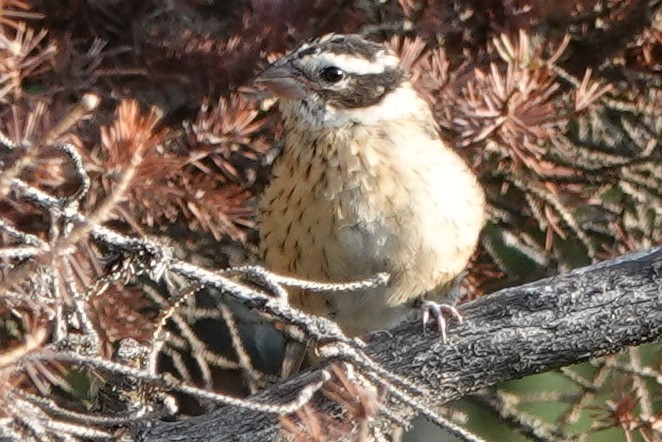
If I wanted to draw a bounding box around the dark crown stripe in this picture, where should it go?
[298,34,385,62]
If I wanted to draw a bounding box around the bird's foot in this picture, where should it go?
[420,301,463,343]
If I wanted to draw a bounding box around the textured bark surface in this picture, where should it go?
[134,247,662,441]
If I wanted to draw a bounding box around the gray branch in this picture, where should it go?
[134,247,662,441]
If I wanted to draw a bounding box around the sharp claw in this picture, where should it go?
[420,301,462,343]
[422,308,430,333]
[443,305,463,324]
[436,312,447,343]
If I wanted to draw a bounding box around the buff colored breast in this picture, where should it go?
[258,117,485,336]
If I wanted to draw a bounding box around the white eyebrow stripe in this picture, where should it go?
[318,53,399,75]
[317,33,336,43]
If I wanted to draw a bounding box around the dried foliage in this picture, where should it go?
[0,0,660,441]
[280,365,380,442]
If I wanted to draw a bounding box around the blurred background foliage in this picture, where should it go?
[0,0,660,440]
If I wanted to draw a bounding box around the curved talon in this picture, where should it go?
[421,301,463,343]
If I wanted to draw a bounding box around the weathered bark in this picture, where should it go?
[134,247,662,441]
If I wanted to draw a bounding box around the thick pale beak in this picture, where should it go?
[255,63,308,100]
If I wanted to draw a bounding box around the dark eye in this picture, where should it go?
[321,66,344,83]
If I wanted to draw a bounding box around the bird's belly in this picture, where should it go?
[260,180,430,334]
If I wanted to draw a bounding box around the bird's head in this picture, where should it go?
[256,34,423,129]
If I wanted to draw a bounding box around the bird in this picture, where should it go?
[255,33,485,343]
